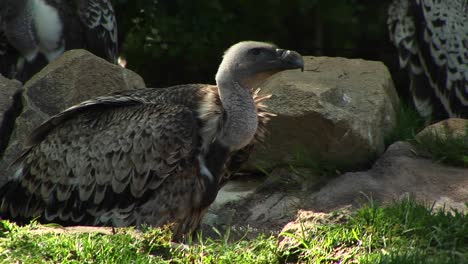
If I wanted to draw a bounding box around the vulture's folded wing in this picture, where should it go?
[1,98,200,226]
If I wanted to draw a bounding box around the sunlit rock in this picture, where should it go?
[250,56,399,171]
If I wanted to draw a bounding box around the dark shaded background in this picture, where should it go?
[111,0,409,100]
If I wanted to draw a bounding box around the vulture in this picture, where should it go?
[388,0,468,122]
[0,0,118,82]
[0,41,304,239]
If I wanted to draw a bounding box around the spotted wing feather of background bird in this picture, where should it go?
[0,0,118,82]
[388,0,468,121]
[76,0,118,64]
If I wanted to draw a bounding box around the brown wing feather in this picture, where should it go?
[23,89,156,148]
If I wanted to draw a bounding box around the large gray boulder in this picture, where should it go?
[250,56,399,171]
[0,49,146,186]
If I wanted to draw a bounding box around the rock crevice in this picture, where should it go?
[0,77,23,158]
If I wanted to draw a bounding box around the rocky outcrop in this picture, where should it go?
[0,49,146,186]
[309,141,467,212]
[250,56,399,171]
[203,141,468,238]
[0,76,22,156]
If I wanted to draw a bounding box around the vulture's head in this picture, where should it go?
[216,41,304,88]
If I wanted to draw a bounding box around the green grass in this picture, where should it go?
[385,102,467,167]
[1,199,466,263]
[384,103,425,147]
[256,146,342,179]
[289,148,342,177]
[254,148,342,193]
[280,198,467,263]
[0,222,175,263]
[413,124,468,168]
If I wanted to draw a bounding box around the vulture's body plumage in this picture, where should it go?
[0,0,117,82]
[388,0,468,121]
[0,41,304,239]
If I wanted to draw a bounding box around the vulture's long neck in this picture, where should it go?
[216,77,258,151]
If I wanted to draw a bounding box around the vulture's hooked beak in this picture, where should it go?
[276,49,304,72]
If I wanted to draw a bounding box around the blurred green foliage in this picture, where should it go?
[112,0,399,90]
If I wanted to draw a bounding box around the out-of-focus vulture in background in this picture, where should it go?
[0,0,118,82]
[0,41,304,240]
[388,0,468,122]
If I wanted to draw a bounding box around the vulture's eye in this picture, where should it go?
[250,48,262,55]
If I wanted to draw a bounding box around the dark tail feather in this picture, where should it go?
[0,180,43,225]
